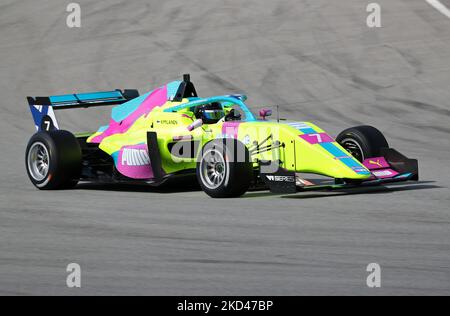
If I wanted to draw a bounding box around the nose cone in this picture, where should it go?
[317,141,372,179]
[296,139,371,179]
[283,122,371,180]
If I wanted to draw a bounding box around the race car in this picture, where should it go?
[25,74,418,198]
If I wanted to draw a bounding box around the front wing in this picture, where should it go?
[261,148,419,194]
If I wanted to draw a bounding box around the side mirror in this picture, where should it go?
[187,119,203,131]
[259,108,272,120]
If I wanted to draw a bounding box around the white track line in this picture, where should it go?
[426,0,450,19]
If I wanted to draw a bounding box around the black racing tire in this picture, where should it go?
[196,139,253,198]
[336,125,389,162]
[25,130,82,190]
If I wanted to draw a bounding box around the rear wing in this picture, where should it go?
[27,89,139,131]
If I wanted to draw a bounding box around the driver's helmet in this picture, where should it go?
[194,102,224,124]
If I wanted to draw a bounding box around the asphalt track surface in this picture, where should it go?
[0,0,449,295]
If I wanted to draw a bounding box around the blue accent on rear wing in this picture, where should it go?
[27,89,139,109]
[50,91,125,107]
[28,103,59,132]
[27,89,139,132]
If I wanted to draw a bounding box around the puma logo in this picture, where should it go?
[369,159,383,168]
[122,148,150,166]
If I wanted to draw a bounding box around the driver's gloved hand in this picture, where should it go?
[225,109,242,121]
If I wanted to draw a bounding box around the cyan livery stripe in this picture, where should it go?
[320,142,370,174]
[111,81,182,122]
[111,151,119,164]
[167,81,182,100]
[97,125,109,133]
[286,122,317,134]
[111,91,151,122]
[299,128,316,134]
[320,142,347,157]
[339,157,364,169]
[50,91,124,104]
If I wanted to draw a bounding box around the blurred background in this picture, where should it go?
[0,0,449,295]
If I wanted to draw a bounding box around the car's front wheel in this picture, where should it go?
[336,125,389,162]
[196,139,253,198]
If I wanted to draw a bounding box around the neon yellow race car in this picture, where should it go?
[25,74,418,198]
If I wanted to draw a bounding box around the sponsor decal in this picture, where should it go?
[372,169,399,179]
[122,148,150,166]
[363,157,390,170]
[117,144,153,179]
[158,120,178,125]
[369,159,383,168]
[373,170,394,177]
[352,167,369,174]
[299,133,334,144]
[266,175,296,183]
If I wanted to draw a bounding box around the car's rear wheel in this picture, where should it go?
[197,139,253,198]
[26,130,82,190]
[336,125,389,162]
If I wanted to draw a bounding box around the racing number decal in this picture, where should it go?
[311,133,323,143]
[40,115,55,132]
[43,120,51,131]
[299,133,334,144]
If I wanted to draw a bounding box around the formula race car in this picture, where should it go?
[25,74,419,198]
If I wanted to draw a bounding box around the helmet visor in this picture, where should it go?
[203,109,225,121]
